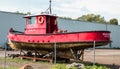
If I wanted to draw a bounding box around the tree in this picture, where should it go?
[76,14,106,23]
[109,18,118,25]
[59,16,72,20]
[15,11,31,15]
[26,12,31,15]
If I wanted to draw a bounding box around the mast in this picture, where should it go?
[44,0,52,14]
[49,0,52,14]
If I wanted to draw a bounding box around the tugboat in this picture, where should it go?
[8,0,110,61]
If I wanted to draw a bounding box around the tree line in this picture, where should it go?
[15,11,31,15]
[15,11,118,25]
[59,13,118,25]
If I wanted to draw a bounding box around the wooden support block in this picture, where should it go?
[81,49,84,61]
[20,57,24,60]
[33,58,37,62]
[50,60,53,64]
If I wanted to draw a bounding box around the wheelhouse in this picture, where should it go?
[24,14,58,34]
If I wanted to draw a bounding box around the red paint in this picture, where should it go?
[8,31,110,43]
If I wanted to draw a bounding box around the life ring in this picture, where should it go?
[38,16,44,24]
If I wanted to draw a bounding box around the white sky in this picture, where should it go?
[0,0,120,24]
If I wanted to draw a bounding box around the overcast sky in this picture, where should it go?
[0,0,120,24]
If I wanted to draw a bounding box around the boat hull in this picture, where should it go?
[8,31,110,50]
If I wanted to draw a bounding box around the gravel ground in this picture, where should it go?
[84,49,120,65]
[0,49,120,69]
[84,49,120,69]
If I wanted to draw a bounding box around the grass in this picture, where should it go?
[51,63,110,69]
[0,57,48,63]
[0,57,31,63]
[0,57,110,69]
[0,57,50,69]
[0,57,31,69]
[0,67,18,69]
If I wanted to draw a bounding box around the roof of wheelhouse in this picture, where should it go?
[24,13,57,18]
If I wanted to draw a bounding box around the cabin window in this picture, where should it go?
[28,17,36,24]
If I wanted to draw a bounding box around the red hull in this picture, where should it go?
[8,31,110,50]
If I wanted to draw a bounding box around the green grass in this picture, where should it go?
[0,57,31,63]
[0,57,31,69]
[51,63,77,69]
[0,57,51,63]
[51,63,110,69]
[83,65,110,69]
[0,67,18,69]
[0,57,110,69]
[0,57,46,63]
[0,57,49,69]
